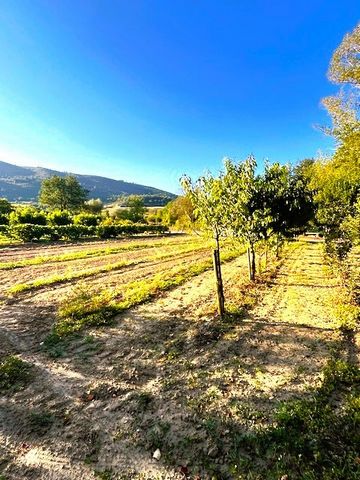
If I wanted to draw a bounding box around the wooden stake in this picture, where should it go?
[213,249,225,318]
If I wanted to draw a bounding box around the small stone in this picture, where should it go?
[153,448,161,460]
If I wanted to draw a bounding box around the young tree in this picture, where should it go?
[39,176,88,212]
[222,156,271,281]
[116,195,147,223]
[262,162,314,239]
[181,172,227,317]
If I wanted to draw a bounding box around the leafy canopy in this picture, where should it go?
[39,175,88,212]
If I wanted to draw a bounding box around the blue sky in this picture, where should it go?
[0,1,358,194]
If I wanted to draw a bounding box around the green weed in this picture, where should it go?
[29,410,55,435]
[0,355,32,392]
[45,246,244,345]
[7,241,210,295]
[229,357,360,479]
[0,237,196,270]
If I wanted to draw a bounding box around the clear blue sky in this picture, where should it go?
[0,1,358,194]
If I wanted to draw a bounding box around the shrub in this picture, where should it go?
[0,198,13,214]
[96,222,169,239]
[9,206,47,225]
[96,224,117,239]
[47,209,73,226]
[55,225,95,240]
[84,198,104,214]
[10,224,52,242]
[0,214,9,225]
[73,213,101,227]
[0,225,8,235]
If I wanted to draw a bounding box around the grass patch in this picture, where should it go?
[0,355,33,392]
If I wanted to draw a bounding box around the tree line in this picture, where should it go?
[178,23,359,316]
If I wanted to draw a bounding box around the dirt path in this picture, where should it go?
[0,240,348,480]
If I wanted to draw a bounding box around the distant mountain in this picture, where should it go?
[0,160,176,205]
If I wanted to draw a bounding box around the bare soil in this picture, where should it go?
[0,239,356,479]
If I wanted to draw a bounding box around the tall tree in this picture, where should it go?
[313,22,360,247]
[39,176,88,211]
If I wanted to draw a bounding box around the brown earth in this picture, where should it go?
[0,238,356,479]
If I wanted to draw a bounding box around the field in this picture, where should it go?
[0,235,359,479]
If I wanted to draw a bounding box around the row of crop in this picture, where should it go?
[0,223,169,242]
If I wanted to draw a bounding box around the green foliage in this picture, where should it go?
[7,223,95,242]
[0,355,32,392]
[230,358,360,479]
[96,223,168,239]
[84,198,104,213]
[9,206,47,225]
[39,175,88,211]
[0,198,13,214]
[0,213,9,225]
[222,156,271,244]
[53,225,95,240]
[160,195,196,231]
[0,225,8,235]
[341,197,360,246]
[314,23,360,248]
[262,161,314,237]
[9,224,52,242]
[29,410,55,435]
[47,209,73,226]
[46,247,242,342]
[115,195,147,223]
[181,171,227,240]
[73,213,101,226]
[328,22,360,87]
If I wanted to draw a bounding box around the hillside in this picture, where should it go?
[0,160,176,205]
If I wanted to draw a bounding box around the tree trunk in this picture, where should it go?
[258,253,262,275]
[250,244,256,281]
[265,244,268,270]
[247,247,252,281]
[275,235,281,259]
[213,236,225,318]
[247,244,256,281]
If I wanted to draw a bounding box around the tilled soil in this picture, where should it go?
[0,239,354,479]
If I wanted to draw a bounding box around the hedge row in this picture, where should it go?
[96,224,168,238]
[1,223,169,242]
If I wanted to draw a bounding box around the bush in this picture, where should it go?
[55,225,96,240]
[96,224,117,239]
[0,225,8,235]
[10,207,47,225]
[84,198,103,214]
[47,209,73,226]
[73,213,101,227]
[10,224,52,242]
[0,214,9,225]
[0,198,13,214]
[96,222,169,239]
